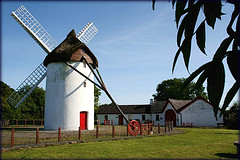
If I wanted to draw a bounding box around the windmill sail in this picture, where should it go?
[7,63,47,108]
[77,22,98,44]
[11,5,57,53]
[7,5,98,108]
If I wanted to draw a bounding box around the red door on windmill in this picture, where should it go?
[80,112,87,130]
[165,109,176,126]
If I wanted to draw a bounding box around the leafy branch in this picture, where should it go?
[153,0,240,118]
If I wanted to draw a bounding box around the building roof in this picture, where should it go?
[151,101,166,113]
[44,29,98,68]
[168,99,192,111]
[97,97,211,115]
[97,104,151,114]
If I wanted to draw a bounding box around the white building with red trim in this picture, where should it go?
[97,97,223,127]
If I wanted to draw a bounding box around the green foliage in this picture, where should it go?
[153,0,240,117]
[224,102,239,129]
[94,85,101,120]
[153,78,208,101]
[1,81,15,120]
[1,81,45,120]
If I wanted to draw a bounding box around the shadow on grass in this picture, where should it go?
[215,153,238,159]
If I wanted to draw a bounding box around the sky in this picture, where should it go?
[1,1,238,106]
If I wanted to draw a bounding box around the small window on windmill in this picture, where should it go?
[83,82,86,87]
[142,115,145,121]
[156,115,159,121]
[128,115,132,121]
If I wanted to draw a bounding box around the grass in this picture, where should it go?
[1,128,238,159]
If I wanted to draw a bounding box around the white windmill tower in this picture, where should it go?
[8,5,98,130]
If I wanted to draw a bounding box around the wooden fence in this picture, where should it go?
[1,119,44,127]
[3,121,174,148]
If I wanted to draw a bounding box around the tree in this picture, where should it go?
[153,0,239,118]
[1,81,15,120]
[152,78,208,101]
[224,102,239,129]
[94,85,101,120]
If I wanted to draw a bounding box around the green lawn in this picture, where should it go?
[2,128,238,159]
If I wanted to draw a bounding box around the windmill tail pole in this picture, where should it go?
[81,57,130,124]
[65,59,130,124]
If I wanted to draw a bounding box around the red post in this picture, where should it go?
[11,128,14,147]
[168,121,171,132]
[98,119,100,126]
[96,126,99,139]
[16,119,18,126]
[58,127,61,142]
[36,128,39,144]
[148,123,151,135]
[140,124,143,135]
[79,126,81,139]
[33,120,35,126]
[24,120,26,127]
[112,125,115,138]
[165,122,167,132]
[158,122,161,134]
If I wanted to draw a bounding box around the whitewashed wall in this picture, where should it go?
[181,99,223,127]
[45,62,94,130]
[97,113,151,125]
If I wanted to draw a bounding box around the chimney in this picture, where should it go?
[150,99,153,105]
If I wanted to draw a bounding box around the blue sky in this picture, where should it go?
[1,1,238,106]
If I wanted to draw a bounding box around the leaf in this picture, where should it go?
[152,0,156,10]
[196,21,206,55]
[181,38,192,71]
[213,36,233,61]
[184,1,201,39]
[177,15,187,47]
[175,0,188,27]
[227,50,240,83]
[172,45,182,73]
[203,0,222,29]
[172,0,176,8]
[220,82,239,117]
[181,62,211,90]
[194,69,208,90]
[207,61,225,118]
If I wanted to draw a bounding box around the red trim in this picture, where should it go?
[160,99,179,113]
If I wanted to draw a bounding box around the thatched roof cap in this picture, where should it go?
[43,29,98,68]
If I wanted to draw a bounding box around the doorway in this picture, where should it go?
[80,111,88,130]
[165,109,176,126]
[118,115,123,125]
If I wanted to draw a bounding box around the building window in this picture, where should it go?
[104,115,108,120]
[128,115,132,121]
[83,82,86,87]
[156,115,159,121]
[142,115,145,121]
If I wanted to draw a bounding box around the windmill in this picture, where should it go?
[8,5,140,134]
[7,5,98,108]
[7,5,98,130]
